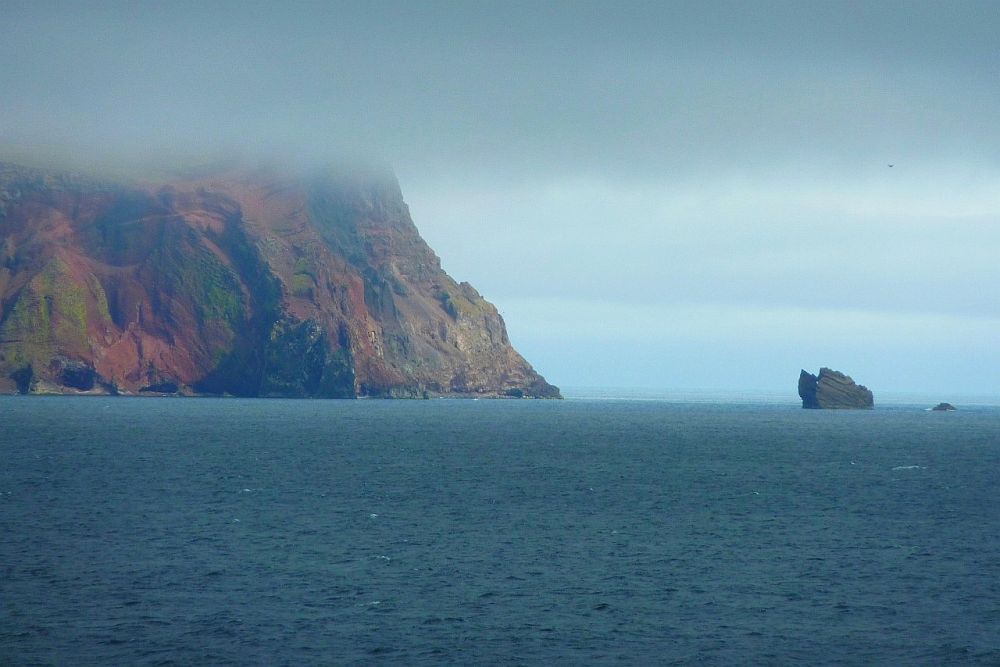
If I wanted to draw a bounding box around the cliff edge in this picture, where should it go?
[0,161,559,398]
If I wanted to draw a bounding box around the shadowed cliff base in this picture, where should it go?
[0,160,559,398]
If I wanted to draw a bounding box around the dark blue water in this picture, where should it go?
[2,396,999,665]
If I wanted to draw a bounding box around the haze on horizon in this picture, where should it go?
[3,1,998,397]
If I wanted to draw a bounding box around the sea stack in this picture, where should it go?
[798,368,874,409]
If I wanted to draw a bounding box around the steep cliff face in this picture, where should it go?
[798,368,873,409]
[0,161,559,398]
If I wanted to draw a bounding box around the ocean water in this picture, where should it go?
[2,395,999,665]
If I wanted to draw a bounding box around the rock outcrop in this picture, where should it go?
[0,160,559,398]
[931,402,956,411]
[798,368,873,409]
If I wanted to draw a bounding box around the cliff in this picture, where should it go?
[0,161,559,398]
[798,368,873,409]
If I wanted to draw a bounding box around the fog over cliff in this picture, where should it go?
[3,1,999,395]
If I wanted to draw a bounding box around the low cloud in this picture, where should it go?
[3,2,998,392]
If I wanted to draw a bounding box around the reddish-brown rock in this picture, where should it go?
[0,161,559,398]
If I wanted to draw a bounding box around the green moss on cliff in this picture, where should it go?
[153,236,244,342]
[291,272,315,299]
[87,273,112,323]
[0,258,92,367]
[293,257,315,276]
[291,257,318,298]
[191,221,289,397]
[1,290,52,366]
[439,288,485,320]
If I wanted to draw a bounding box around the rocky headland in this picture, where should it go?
[798,368,874,409]
[0,160,559,398]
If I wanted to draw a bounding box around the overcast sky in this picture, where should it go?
[3,1,999,396]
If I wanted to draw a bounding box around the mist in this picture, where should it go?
[3,0,999,395]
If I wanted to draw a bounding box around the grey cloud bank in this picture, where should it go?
[3,1,998,394]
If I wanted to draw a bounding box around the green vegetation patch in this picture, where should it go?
[0,258,92,366]
[439,289,484,320]
[291,272,315,299]
[153,235,244,341]
[86,273,112,324]
[290,256,318,298]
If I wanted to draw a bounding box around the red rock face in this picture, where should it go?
[0,162,559,398]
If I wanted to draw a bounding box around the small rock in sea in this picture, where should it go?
[931,402,957,411]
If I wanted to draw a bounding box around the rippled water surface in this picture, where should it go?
[2,396,999,664]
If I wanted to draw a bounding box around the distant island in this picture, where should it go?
[798,368,874,409]
[931,402,957,411]
[0,160,559,399]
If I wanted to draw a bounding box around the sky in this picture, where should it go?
[2,1,999,396]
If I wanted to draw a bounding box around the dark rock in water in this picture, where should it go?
[799,368,874,409]
[931,402,957,411]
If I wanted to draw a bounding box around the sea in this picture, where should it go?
[2,390,999,665]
